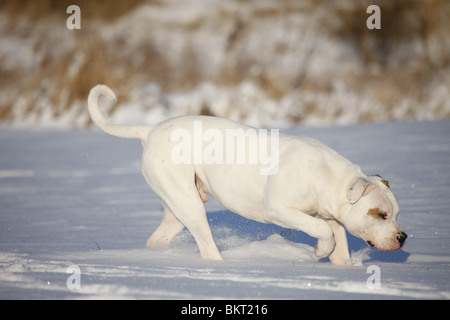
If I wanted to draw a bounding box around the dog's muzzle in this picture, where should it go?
[366,231,407,249]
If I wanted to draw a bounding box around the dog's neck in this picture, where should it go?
[323,163,365,221]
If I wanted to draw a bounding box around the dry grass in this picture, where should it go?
[0,0,448,126]
[0,0,147,124]
[323,0,449,114]
[0,0,148,21]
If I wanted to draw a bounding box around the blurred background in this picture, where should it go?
[0,0,448,128]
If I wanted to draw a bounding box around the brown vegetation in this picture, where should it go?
[0,0,448,127]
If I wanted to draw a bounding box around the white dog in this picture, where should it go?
[88,84,407,265]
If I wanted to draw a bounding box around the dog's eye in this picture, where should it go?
[379,213,388,220]
[368,208,388,220]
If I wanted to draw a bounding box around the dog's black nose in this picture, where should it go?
[397,231,407,247]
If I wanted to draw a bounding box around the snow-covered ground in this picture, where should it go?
[1,119,450,299]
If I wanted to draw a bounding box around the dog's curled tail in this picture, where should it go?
[88,84,152,143]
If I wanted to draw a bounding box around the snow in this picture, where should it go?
[1,120,450,299]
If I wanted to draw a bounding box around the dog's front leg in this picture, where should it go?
[315,235,336,258]
[264,206,335,258]
[326,220,352,266]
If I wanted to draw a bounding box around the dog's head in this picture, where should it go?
[342,176,407,251]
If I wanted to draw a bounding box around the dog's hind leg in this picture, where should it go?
[146,206,185,250]
[143,165,222,260]
[170,199,223,260]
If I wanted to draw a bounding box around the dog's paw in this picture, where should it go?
[329,255,353,266]
[315,237,336,258]
[328,247,353,266]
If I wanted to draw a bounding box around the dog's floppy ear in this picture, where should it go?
[380,179,390,188]
[348,179,374,204]
[373,174,390,188]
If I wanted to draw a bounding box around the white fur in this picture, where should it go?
[88,84,406,265]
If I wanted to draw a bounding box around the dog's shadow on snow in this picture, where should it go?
[207,210,410,264]
[207,210,316,247]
